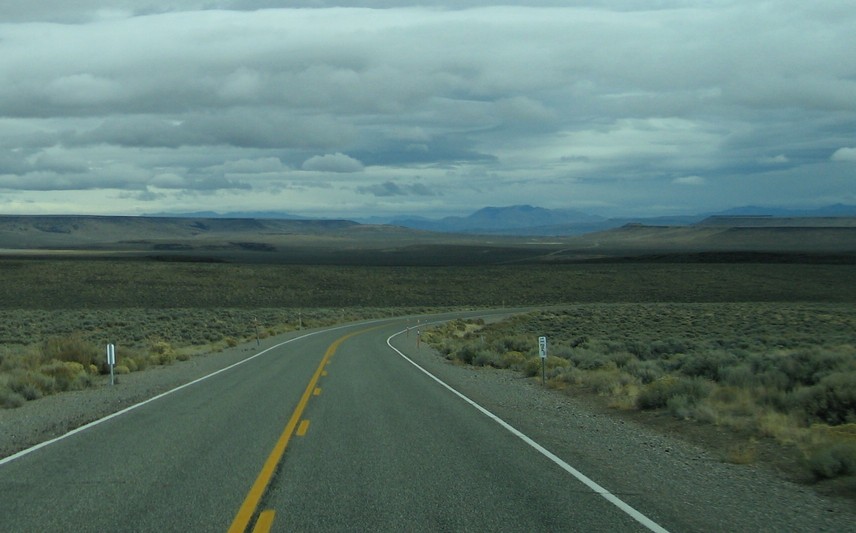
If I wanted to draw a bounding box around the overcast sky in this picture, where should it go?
[1,1,854,219]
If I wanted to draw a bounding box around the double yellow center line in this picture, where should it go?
[227,327,378,533]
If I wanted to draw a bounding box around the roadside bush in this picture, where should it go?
[636,375,712,411]
[793,371,856,425]
[523,356,569,377]
[492,335,533,354]
[149,340,176,365]
[39,361,88,391]
[0,386,25,408]
[569,349,621,371]
[678,350,738,381]
[471,348,499,367]
[583,369,633,396]
[767,348,853,390]
[624,359,664,384]
[500,350,527,369]
[453,343,479,365]
[7,370,56,400]
[805,441,856,479]
[41,334,99,367]
[719,363,756,388]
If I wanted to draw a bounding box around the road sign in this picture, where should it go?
[538,336,547,359]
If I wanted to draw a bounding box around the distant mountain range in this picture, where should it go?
[147,204,856,236]
[362,204,856,236]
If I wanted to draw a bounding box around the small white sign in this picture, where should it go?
[538,336,547,359]
[107,344,116,365]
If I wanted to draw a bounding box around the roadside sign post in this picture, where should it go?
[538,336,548,385]
[107,343,116,386]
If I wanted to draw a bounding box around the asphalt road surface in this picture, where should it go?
[0,314,690,532]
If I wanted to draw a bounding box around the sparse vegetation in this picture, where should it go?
[423,303,856,488]
[1,255,854,497]
[0,307,409,406]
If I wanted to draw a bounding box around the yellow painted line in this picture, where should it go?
[227,326,383,533]
[297,419,310,436]
[251,510,275,533]
[313,387,321,396]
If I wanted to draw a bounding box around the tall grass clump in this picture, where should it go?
[41,334,99,367]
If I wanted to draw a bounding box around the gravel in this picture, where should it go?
[3,324,855,532]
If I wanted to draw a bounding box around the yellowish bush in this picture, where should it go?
[501,351,526,368]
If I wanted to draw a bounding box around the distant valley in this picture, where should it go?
[2,204,855,265]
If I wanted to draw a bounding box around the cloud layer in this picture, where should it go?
[1,2,854,217]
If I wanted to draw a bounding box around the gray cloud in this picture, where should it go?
[302,153,364,173]
[356,181,439,197]
[0,2,854,216]
[831,147,856,162]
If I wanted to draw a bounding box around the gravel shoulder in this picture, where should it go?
[3,323,855,532]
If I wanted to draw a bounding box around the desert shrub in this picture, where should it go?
[500,351,527,369]
[492,335,533,354]
[121,348,149,372]
[149,339,176,365]
[454,343,479,365]
[471,349,499,367]
[114,365,130,375]
[678,350,738,381]
[624,359,665,384]
[41,334,99,367]
[39,361,87,391]
[148,339,175,363]
[225,337,239,347]
[7,370,57,400]
[433,338,456,358]
[550,345,574,360]
[523,356,570,377]
[650,338,694,357]
[719,363,757,388]
[636,375,712,410]
[569,349,614,371]
[805,441,856,479]
[768,348,853,390]
[550,366,582,385]
[0,386,25,408]
[793,371,856,425]
[625,340,654,360]
[583,369,632,396]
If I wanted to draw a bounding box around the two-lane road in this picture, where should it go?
[257,321,659,532]
[1,314,667,531]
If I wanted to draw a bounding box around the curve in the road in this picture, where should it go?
[386,328,671,533]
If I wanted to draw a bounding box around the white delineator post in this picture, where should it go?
[538,336,548,385]
[107,343,116,386]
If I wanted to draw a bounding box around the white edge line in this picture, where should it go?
[0,321,375,468]
[387,327,671,533]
